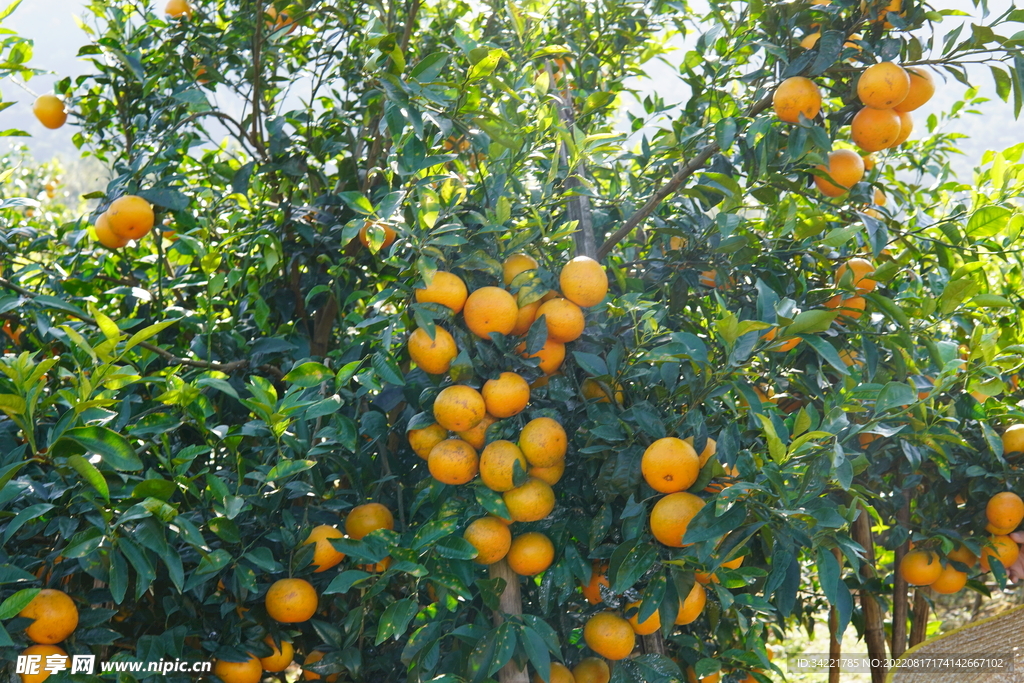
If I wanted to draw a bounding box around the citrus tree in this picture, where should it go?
[2,1,1024,683]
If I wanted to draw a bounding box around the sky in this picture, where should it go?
[3,0,1021,183]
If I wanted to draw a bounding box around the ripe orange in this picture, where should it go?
[480,440,529,492]
[428,438,479,485]
[981,535,1020,572]
[573,658,611,683]
[582,563,610,604]
[767,335,801,353]
[19,589,78,644]
[686,667,720,683]
[1003,424,1024,454]
[895,67,935,112]
[107,195,155,240]
[260,636,294,672]
[456,413,497,451]
[772,76,822,124]
[360,557,391,573]
[503,253,539,285]
[947,544,977,569]
[581,378,623,404]
[799,31,820,49]
[641,437,700,493]
[873,188,886,205]
[536,298,586,343]
[626,600,661,635]
[836,258,876,294]
[359,222,396,250]
[930,565,967,595]
[19,645,69,683]
[506,531,555,575]
[512,300,542,336]
[851,107,902,152]
[857,62,910,109]
[650,492,704,547]
[265,578,318,623]
[482,372,531,418]
[33,95,67,130]
[408,422,448,460]
[826,294,867,320]
[986,492,1024,532]
[899,550,942,586]
[165,0,193,18]
[675,582,707,625]
[559,256,608,308]
[814,149,865,196]
[433,385,486,431]
[302,525,345,573]
[408,326,458,375]
[862,154,876,171]
[345,502,394,540]
[529,458,565,485]
[464,516,513,565]
[503,477,556,522]
[302,651,339,682]
[415,271,468,313]
[518,338,566,375]
[519,417,568,467]
[583,612,635,660]
[890,111,913,147]
[532,661,574,683]
[682,436,717,467]
[94,212,128,249]
[464,287,518,338]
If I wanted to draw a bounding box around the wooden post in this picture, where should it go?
[852,506,887,683]
[909,590,929,648]
[891,495,910,657]
[490,560,529,683]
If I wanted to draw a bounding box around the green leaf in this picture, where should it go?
[800,335,849,376]
[520,626,551,683]
[875,382,916,413]
[67,454,110,502]
[581,91,616,116]
[375,598,417,645]
[967,205,1010,237]
[0,393,26,418]
[610,543,658,593]
[0,588,39,619]
[970,294,1013,308]
[372,352,406,386]
[0,460,28,489]
[2,503,54,545]
[62,426,142,471]
[283,362,332,387]
[266,459,316,481]
[756,414,787,463]
[785,309,837,335]
[124,319,177,353]
[324,570,372,594]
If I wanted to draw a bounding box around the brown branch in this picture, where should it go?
[489,560,529,683]
[852,505,887,683]
[399,0,420,54]
[642,632,666,657]
[909,590,929,648]
[891,493,911,657]
[252,0,265,151]
[595,92,774,261]
[829,547,842,683]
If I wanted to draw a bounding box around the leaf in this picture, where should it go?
[0,393,26,418]
[62,426,142,471]
[610,543,658,593]
[572,352,608,377]
[756,414,787,464]
[520,626,551,683]
[2,504,55,545]
[801,335,849,376]
[284,362,332,387]
[967,205,1011,237]
[467,48,505,80]
[137,188,190,211]
[372,352,406,386]
[123,319,177,353]
[375,599,418,645]
[266,459,316,481]
[324,570,371,594]
[67,454,110,502]
[581,91,616,116]
[682,502,747,546]
[809,30,844,75]
[0,588,38,619]
[875,382,916,413]
[971,294,1014,308]
[785,309,837,335]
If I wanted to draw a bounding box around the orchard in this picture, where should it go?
[1,1,1024,683]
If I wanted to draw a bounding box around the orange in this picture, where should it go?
[503,253,539,285]
[930,565,967,595]
[857,62,910,109]
[360,557,391,573]
[530,459,565,485]
[94,212,128,249]
[862,154,876,170]
[165,0,193,18]
[826,294,866,320]
[625,600,661,635]
[480,440,529,492]
[428,438,479,485]
[851,107,902,152]
[532,662,574,683]
[506,531,555,575]
[519,417,568,467]
[433,385,486,431]
[408,326,458,375]
[948,544,977,569]
[683,436,717,467]
[107,195,155,240]
[836,258,876,294]
[582,564,610,604]
[260,636,294,672]
[721,555,744,571]
[415,271,468,313]
[19,589,78,644]
[873,188,886,205]
[839,349,862,367]
[986,492,1024,532]
[512,300,542,336]
[895,66,935,112]
[214,655,261,683]
[265,578,318,623]
[799,32,820,49]
[1003,424,1024,454]
[686,668,720,683]
[518,338,566,374]
[650,492,704,547]
[669,235,687,250]
[981,535,1020,572]
[814,149,865,196]
[890,111,913,147]
[503,477,556,522]
[464,516,513,565]
[359,222,396,250]
[862,0,902,26]
[675,582,706,625]
[536,298,586,343]
[482,372,531,418]
[265,7,298,33]
[899,550,942,586]
[987,521,1015,535]
[408,422,448,460]
[581,378,623,404]
[768,335,801,353]
[33,95,67,130]
[302,651,339,682]
[464,287,519,339]
[345,502,394,540]
[19,645,69,683]
[772,76,822,124]
[641,437,700,493]
[302,525,345,573]
[583,612,635,660]
[559,256,608,308]
[456,413,497,451]
[573,658,610,683]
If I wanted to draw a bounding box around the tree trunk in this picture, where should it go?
[829,548,842,683]
[642,632,666,656]
[852,506,887,683]
[891,495,910,657]
[909,590,929,648]
[490,560,529,683]
[549,62,597,259]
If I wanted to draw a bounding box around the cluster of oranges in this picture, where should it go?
[91,196,156,249]
[15,589,79,683]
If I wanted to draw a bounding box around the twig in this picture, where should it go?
[252,0,265,152]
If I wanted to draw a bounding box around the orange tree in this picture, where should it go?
[1,1,1024,683]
